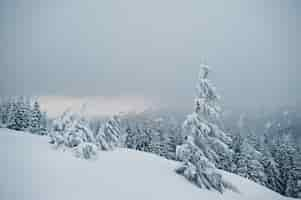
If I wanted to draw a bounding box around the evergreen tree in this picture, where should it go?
[0,98,12,126]
[0,99,6,126]
[232,133,267,186]
[50,110,95,148]
[7,99,17,127]
[176,64,232,192]
[259,133,282,192]
[96,115,123,150]
[8,97,31,131]
[182,64,232,170]
[40,111,49,135]
[30,101,43,134]
[271,135,299,197]
[262,156,281,192]
[125,125,152,152]
[176,136,224,192]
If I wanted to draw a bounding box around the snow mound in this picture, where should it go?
[0,128,294,200]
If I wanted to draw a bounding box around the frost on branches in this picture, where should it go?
[49,111,124,159]
[96,115,123,150]
[182,64,232,169]
[231,135,267,186]
[176,136,224,192]
[49,111,95,150]
[176,64,233,192]
[74,142,98,159]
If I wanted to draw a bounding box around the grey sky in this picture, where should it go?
[0,0,300,113]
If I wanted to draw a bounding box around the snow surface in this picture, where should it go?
[0,128,294,200]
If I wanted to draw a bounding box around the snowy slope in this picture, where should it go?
[0,128,294,200]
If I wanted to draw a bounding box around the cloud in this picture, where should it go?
[0,0,300,111]
[38,96,154,118]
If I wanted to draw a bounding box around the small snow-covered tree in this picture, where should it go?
[96,115,123,150]
[30,101,44,134]
[50,109,98,160]
[262,156,281,192]
[8,97,31,131]
[50,110,95,148]
[270,135,299,197]
[74,142,98,159]
[6,99,17,128]
[125,125,152,152]
[257,133,282,192]
[0,99,8,127]
[232,133,267,186]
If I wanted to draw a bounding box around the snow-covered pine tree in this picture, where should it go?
[40,111,49,135]
[125,124,152,152]
[271,135,299,197]
[176,136,224,192]
[8,97,31,131]
[232,133,267,186]
[155,118,183,160]
[96,115,123,150]
[125,126,136,149]
[259,133,282,192]
[6,98,17,128]
[0,98,6,127]
[262,156,281,192]
[144,118,170,158]
[182,64,232,170]
[50,110,95,148]
[30,100,43,135]
[176,64,232,192]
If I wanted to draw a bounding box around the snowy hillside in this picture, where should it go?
[0,128,294,200]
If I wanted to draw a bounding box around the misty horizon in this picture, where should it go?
[1,0,300,115]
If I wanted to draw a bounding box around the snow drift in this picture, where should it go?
[0,128,294,200]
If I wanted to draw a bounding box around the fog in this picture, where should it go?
[0,0,300,115]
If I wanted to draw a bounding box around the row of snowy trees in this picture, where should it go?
[123,115,183,160]
[230,131,300,198]
[228,108,301,197]
[171,64,299,197]
[44,64,300,196]
[2,65,299,197]
[0,97,48,135]
[49,110,124,159]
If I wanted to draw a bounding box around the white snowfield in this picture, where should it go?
[0,128,294,200]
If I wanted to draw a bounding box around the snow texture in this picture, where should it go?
[0,128,293,200]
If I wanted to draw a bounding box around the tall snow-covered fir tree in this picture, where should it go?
[182,64,232,170]
[176,64,232,192]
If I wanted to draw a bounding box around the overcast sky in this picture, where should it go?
[0,0,300,116]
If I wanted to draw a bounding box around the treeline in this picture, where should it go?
[0,66,300,197]
[0,97,48,135]
[48,109,183,160]
[230,131,300,197]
